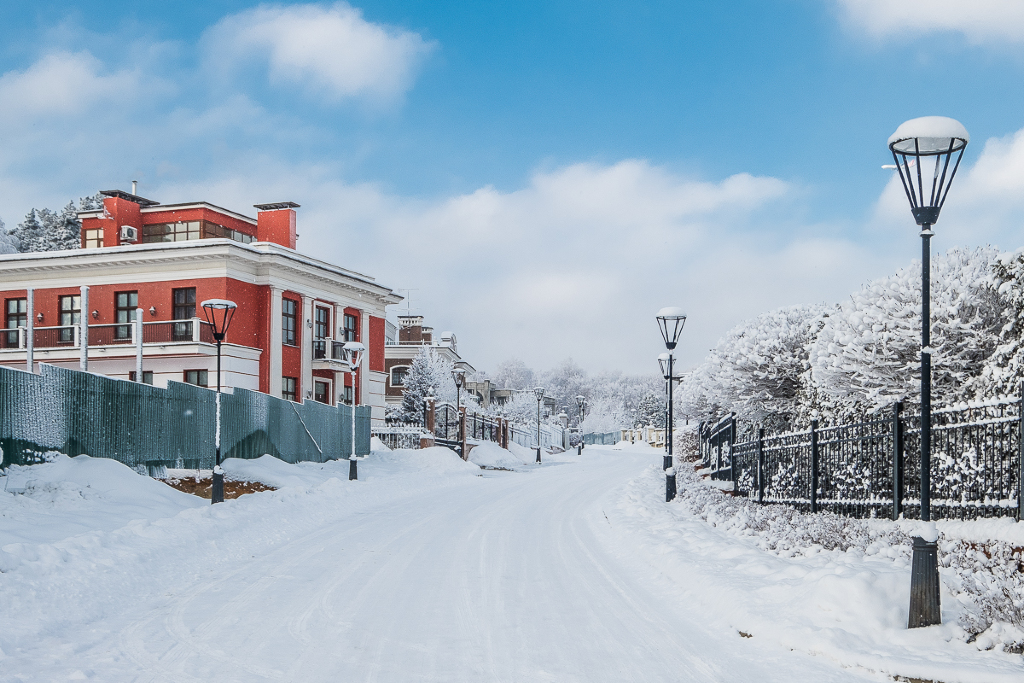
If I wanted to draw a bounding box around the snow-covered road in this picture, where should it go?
[1,447,885,682]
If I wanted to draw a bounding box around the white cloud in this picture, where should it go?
[0,51,146,124]
[202,2,436,105]
[835,0,1024,42]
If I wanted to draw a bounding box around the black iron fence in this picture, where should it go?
[700,394,1024,521]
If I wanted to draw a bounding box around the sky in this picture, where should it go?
[3,1,1024,376]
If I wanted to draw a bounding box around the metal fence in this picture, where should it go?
[371,425,426,451]
[0,364,371,473]
[700,395,1024,521]
[584,431,619,446]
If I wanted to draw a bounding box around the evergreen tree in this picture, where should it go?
[634,391,666,428]
[0,217,18,254]
[397,347,456,422]
[10,193,102,253]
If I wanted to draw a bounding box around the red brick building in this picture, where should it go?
[0,189,401,422]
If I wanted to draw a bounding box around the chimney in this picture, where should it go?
[97,189,158,246]
[254,202,300,249]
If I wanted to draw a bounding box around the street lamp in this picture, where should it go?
[452,368,466,457]
[575,394,586,454]
[656,307,686,502]
[889,116,968,629]
[344,341,365,481]
[533,386,545,463]
[201,298,237,505]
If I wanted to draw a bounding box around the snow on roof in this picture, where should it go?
[888,116,969,155]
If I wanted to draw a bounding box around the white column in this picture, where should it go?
[80,285,89,371]
[25,288,33,373]
[359,309,370,405]
[301,295,314,402]
[334,303,345,405]
[135,307,144,382]
[269,287,283,397]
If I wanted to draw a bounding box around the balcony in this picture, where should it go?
[312,338,353,371]
[1,319,216,351]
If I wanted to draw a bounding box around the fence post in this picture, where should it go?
[459,406,467,460]
[893,401,904,521]
[1019,382,1024,522]
[757,427,765,504]
[810,418,819,514]
[730,414,737,485]
[426,398,435,435]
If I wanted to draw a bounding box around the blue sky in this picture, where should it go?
[3,1,1024,374]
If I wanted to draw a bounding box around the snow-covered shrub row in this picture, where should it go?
[680,247,1017,427]
[674,460,1024,647]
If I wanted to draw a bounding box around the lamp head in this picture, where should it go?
[343,340,365,369]
[658,352,672,379]
[656,307,687,350]
[887,116,969,226]
[200,299,237,342]
[533,386,545,401]
[452,368,465,388]
[575,394,586,409]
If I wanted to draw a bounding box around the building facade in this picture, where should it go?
[383,314,474,407]
[0,189,401,423]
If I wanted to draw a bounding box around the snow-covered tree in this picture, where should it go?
[0,217,18,254]
[493,358,535,390]
[634,391,666,428]
[395,347,457,422]
[679,304,828,429]
[974,248,1024,398]
[9,194,102,253]
[810,247,1002,414]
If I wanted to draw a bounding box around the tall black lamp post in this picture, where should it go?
[344,341,365,480]
[575,394,586,454]
[453,368,466,457]
[656,307,686,502]
[888,116,969,629]
[201,298,237,505]
[533,386,545,463]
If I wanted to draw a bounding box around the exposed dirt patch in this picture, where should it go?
[159,476,276,499]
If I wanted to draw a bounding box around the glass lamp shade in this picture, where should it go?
[200,299,237,341]
[888,116,969,226]
[343,341,365,370]
[533,386,545,401]
[656,307,687,350]
[452,368,466,388]
[575,395,586,409]
[658,352,671,379]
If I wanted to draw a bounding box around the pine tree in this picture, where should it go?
[11,193,101,253]
[397,347,456,422]
[635,391,666,428]
[0,217,18,254]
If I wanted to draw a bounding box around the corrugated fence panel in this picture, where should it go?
[0,364,370,469]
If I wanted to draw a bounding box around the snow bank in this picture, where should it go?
[468,442,520,469]
[606,460,1024,683]
[366,446,480,476]
[221,455,330,490]
[610,440,657,451]
[370,436,392,452]
[0,454,204,552]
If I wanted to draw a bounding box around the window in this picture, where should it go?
[115,291,138,340]
[59,295,80,343]
[129,371,154,385]
[142,221,254,244]
[172,288,196,341]
[142,221,200,243]
[343,313,358,341]
[282,298,297,346]
[313,307,330,358]
[342,385,354,405]
[203,221,254,244]
[184,370,208,387]
[314,380,330,404]
[282,376,297,402]
[5,298,26,347]
[84,228,104,249]
[391,367,409,387]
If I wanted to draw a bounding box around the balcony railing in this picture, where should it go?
[0,318,216,351]
[313,339,349,362]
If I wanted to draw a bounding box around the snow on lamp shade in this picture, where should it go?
[888,116,969,155]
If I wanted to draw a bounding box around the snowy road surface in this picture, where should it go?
[5,448,892,682]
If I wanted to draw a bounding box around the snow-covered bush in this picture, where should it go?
[810,247,1003,415]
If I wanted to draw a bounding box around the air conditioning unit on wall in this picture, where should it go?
[119,225,138,243]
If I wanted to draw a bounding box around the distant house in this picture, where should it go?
[384,314,474,407]
[0,189,401,423]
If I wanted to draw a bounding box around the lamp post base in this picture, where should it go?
[211,470,224,504]
[908,536,941,628]
[536,448,542,464]
[349,458,358,481]
[664,455,676,502]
